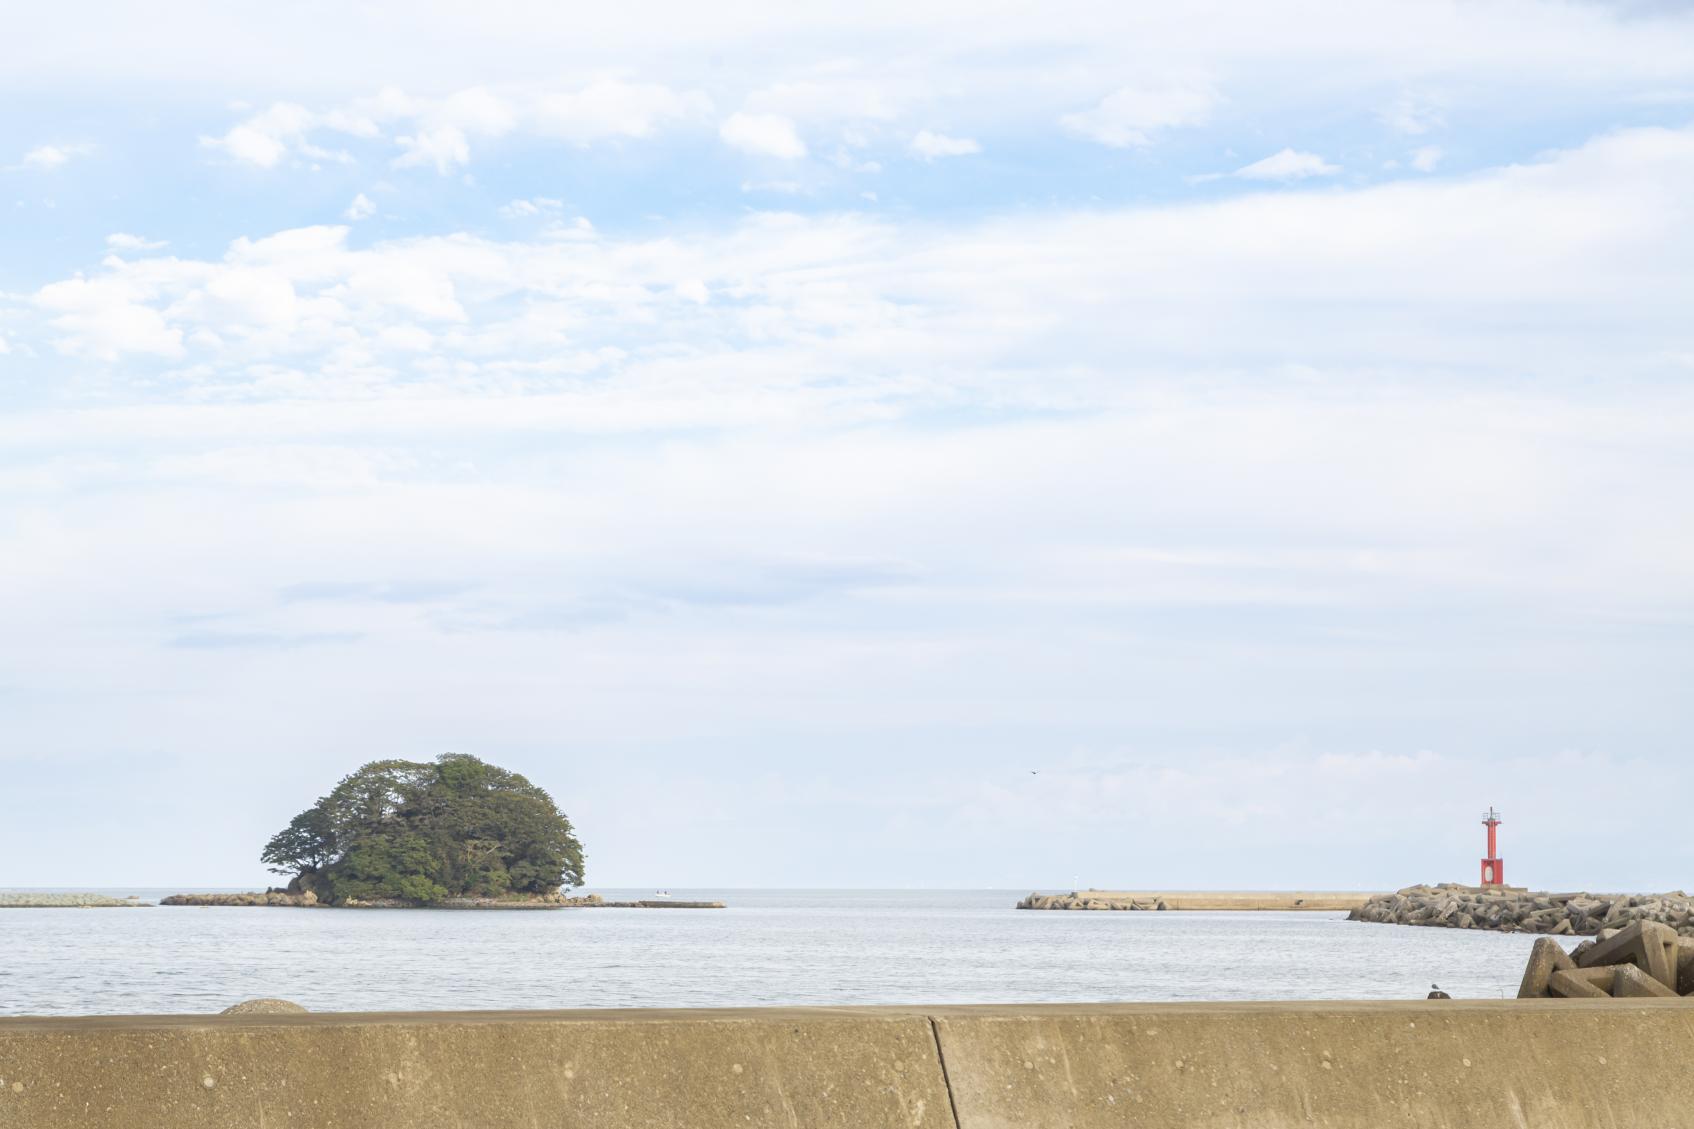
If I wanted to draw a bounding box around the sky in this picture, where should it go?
[3,0,1693,891]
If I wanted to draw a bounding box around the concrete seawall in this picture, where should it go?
[5,1000,1694,1128]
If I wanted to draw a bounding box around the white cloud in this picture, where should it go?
[533,81,711,142]
[19,125,1694,420]
[542,216,597,241]
[1383,91,1445,136]
[743,78,902,124]
[433,87,516,136]
[202,83,710,173]
[719,112,807,159]
[500,197,563,218]
[34,275,187,360]
[200,102,382,167]
[1233,147,1340,181]
[105,233,167,252]
[202,102,327,167]
[184,267,302,329]
[1059,83,1215,147]
[393,125,471,172]
[344,193,377,221]
[1411,145,1443,172]
[392,86,515,171]
[21,143,91,170]
[739,178,805,194]
[0,332,10,354]
[909,130,981,160]
[375,325,434,352]
[829,146,882,173]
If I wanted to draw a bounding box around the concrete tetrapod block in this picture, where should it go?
[1577,920,1677,988]
[1517,937,1576,998]
[1677,938,1694,995]
[1549,968,1616,999]
[1612,963,1680,999]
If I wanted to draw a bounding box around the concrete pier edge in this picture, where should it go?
[4,999,1694,1127]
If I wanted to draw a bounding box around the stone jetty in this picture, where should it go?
[1018,890,1372,911]
[1515,920,1694,998]
[1352,883,1694,936]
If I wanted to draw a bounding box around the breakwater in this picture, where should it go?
[1018,889,1372,911]
[7,1000,1694,1128]
[1350,883,1694,936]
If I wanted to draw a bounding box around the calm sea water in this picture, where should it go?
[0,889,1542,1017]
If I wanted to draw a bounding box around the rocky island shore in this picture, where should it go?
[161,891,725,909]
[1351,883,1694,936]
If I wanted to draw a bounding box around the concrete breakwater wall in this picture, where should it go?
[1351,883,1694,936]
[5,1000,1694,1128]
[1018,889,1372,911]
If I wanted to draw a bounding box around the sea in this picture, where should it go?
[0,889,1542,1017]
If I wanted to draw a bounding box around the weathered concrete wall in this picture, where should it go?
[0,1008,949,1129]
[5,1000,1694,1128]
[933,1000,1694,1128]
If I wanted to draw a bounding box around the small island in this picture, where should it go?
[163,753,722,909]
[171,753,580,908]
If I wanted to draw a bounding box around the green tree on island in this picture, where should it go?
[261,754,584,905]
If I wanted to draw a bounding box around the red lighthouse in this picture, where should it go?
[1480,807,1504,887]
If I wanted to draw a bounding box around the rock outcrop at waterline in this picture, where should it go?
[162,891,319,907]
[1352,883,1694,936]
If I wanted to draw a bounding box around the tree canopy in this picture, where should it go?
[261,754,584,904]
